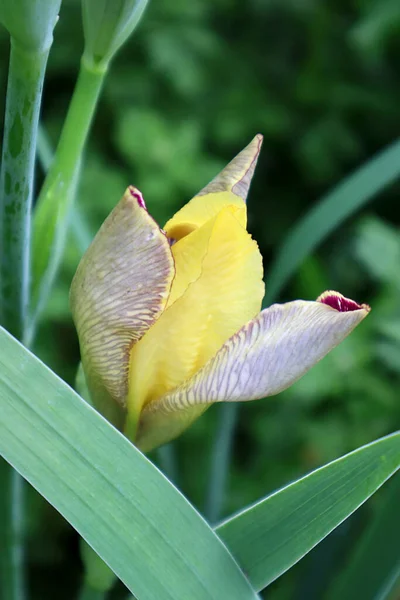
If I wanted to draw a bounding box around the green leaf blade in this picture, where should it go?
[326,473,400,600]
[0,327,257,600]
[264,138,400,304]
[216,433,400,592]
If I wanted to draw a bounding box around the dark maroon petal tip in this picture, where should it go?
[129,186,146,209]
[317,291,370,313]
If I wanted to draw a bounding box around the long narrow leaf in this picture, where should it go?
[264,138,400,304]
[326,473,400,600]
[216,433,400,592]
[0,327,257,600]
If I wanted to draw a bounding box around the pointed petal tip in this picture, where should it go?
[125,186,172,244]
[228,133,264,201]
[317,290,371,314]
[197,134,263,201]
[252,133,263,151]
[127,185,147,209]
[230,134,263,200]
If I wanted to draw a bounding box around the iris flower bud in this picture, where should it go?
[0,0,61,52]
[71,136,370,452]
[82,0,148,69]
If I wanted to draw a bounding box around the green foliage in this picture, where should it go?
[1,0,400,598]
[326,474,400,600]
[0,326,258,600]
[0,325,398,599]
[217,433,400,592]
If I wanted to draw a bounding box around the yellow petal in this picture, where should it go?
[166,204,246,308]
[164,135,262,241]
[127,206,264,438]
[70,187,175,418]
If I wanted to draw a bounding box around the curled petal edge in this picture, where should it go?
[136,293,369,451]
[70,187,175,415]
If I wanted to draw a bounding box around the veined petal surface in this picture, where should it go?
[128,206,264,438]
[164,135,262,241]
[136,295,369,450]
[70,187,174,414]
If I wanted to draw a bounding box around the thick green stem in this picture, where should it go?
[0,41,49,339]
[0,39,50,600]
[30,58,106,341]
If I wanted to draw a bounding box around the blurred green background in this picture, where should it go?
[1,0,400,598]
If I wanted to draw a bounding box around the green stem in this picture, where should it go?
[37,125,94,254]
[0,41,49,339]
[29,57,106,342]
[37,125,54,172]
[0,39,50,600]
[204,402,239,523]
[0,466,26,600]
[156,443,179,484]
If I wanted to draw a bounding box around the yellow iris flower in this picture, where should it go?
[70,136,370,452]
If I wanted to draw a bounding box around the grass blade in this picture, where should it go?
[0,326,258,600]
[326,473,400,600]
[265,138,400,304]
[216,432,400,592]
[204,402,239,523]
